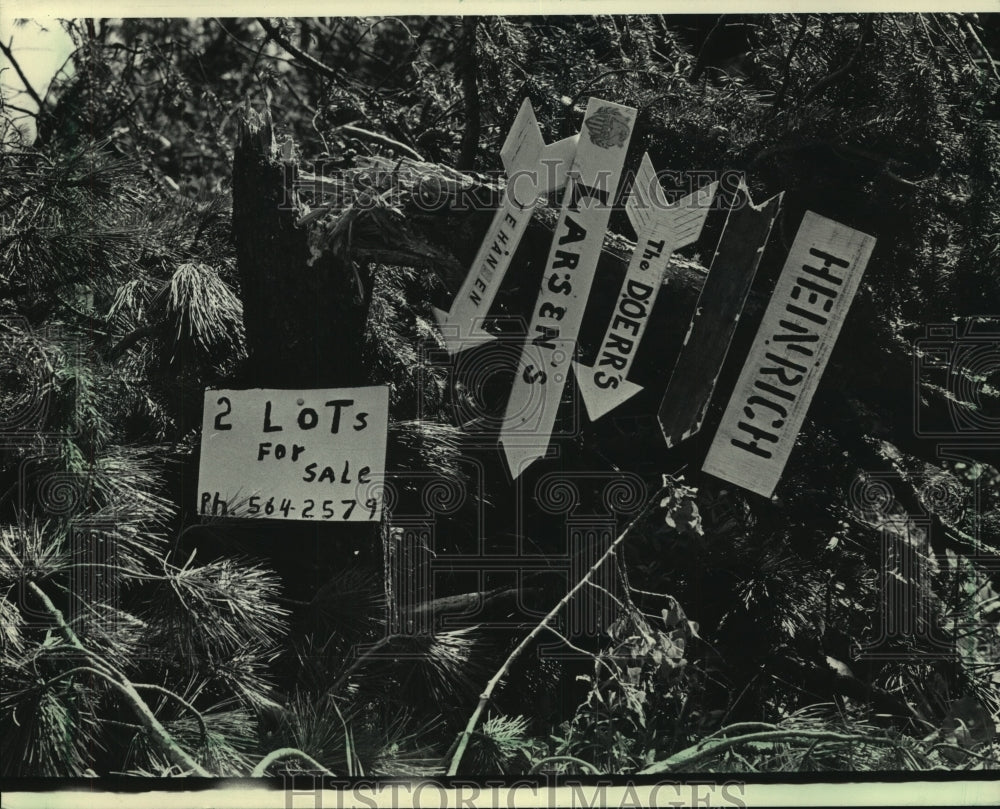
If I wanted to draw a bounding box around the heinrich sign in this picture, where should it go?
[702,212,875,497]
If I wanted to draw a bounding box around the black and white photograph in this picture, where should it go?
[1,3,998,806]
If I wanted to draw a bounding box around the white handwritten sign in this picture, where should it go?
[434,99,578,354]
[500,97,636,478]
[702,212,875,497]
[573,154,718,421]
[197,386,389,521]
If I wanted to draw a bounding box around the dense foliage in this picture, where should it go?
[1,14,998,777]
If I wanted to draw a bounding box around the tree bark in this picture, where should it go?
[211,106,382,604]
[232,106,372,388]
[456,18,481,172]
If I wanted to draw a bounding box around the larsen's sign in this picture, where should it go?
[500,98,636,478]
[197,386,389,521]
[702,212,875,497]
[434,99,577,354]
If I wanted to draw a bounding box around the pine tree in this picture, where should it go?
[1,14,998,777]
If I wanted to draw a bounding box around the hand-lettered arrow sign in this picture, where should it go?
[658,181,783,447]
[501,98,637,478]
[572,154,718,421]
[433,99,578,354]
[702,211,876,498]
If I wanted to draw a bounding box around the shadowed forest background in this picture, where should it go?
[1,14,999,778]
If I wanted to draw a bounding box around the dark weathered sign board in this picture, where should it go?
[659,182,783,447]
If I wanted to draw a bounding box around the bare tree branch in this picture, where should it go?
[252,747,336,777]
[339,123,424,161]
[2,101,42,119]
[961,14,1000,83]
[639,727,905,774]
[0,37,48,114]
[690,14,726,82]
[446,489,664,775]
[132,682,209,746]
[24,580,211,776]
[107,321,162,360]
[771,16,809,113]
[255,17,342,82]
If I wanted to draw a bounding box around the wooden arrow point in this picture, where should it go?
[432,307,497,355]
[572,361,643,421]
[499,438,549,479]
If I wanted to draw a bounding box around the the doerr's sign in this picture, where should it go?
[702,212,875,498]
[197,386,389,521]
[573,154,718,421]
